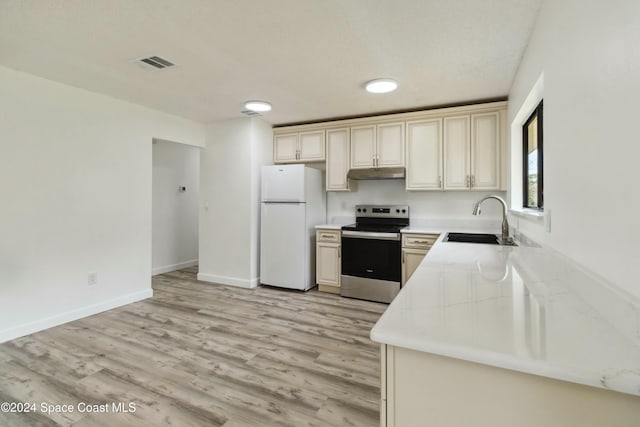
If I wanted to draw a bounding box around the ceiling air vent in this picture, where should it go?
[134,55,175,71]
[241,110,262,117]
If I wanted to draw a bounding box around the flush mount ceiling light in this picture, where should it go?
[365,78,398,94]
[244,100,272,112]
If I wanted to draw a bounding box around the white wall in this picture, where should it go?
[0,66,205,342]
[249,119,276,280]
[198,117,272,288]
[152,140,200,275]
[328,180,505,227]
[507,0,640,299]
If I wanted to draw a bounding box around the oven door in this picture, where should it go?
[341,231,401,282]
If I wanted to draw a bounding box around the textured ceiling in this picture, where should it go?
[0,0,541,125]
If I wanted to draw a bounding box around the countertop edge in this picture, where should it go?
[314,224,345,230]
[370,329,639,397]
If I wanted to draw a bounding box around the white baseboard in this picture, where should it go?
[0,289,153,344]
[197,272,259,289]
[152,259,198,276]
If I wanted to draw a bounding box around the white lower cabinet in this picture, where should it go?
[381,344,640,426]
[316,229,341,293]
[401,233,439,286]
[401,249,427,285]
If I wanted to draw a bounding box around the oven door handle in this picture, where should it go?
[342,230,401,241]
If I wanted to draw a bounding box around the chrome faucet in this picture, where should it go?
[472,195,514,245]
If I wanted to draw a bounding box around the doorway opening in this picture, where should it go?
[152,139,200,276]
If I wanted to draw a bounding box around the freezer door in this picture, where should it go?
[260,202,306,289]
[261,165,306,202]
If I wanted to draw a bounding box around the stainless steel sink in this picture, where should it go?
[444,232,517,246]
[444,232,500,245]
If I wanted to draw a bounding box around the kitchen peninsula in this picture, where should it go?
[372,233,640,426]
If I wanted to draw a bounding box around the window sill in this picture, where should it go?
[510,208,544,222]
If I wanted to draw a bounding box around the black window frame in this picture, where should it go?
[523,101,544,210]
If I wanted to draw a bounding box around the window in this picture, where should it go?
[523,101,543,209]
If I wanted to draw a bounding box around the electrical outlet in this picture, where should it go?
[88,272,98,286]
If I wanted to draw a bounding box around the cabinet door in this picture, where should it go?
[377,122,405,167]
[317,242,340,287]
[443,115,471,190]
[406,119,442,190]
[299,130,325,162]
[326,128,351,191]
[350,125,376,169]
[274,133,299,163]
[471,112,500,190]
[402,248,427,286]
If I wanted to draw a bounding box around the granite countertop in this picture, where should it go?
[370,233,640,397]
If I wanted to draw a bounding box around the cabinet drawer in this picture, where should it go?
[317,229,341,243]
[402,233,439,249]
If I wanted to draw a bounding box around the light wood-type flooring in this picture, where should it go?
[0,267,386,426]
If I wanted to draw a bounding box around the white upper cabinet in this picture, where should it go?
[351,122,404,169]
[350,125,376,168]
[406,119,443,190]
[273,102,506,191]
[299,130,325,161]
[443,116,471,190]
[443,113,500,190]
[274,130,325,163]
[274,133,299,163]
[326,128,353,191]
[471,112,500,190]
[377,122,405,167]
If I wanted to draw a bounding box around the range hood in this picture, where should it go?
[347,167,405,180]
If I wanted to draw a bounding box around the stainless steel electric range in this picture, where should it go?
[341,205,409,303]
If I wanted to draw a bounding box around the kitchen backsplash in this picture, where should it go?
[327,179,507,223]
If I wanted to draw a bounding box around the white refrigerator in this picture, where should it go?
[260,164,326,290]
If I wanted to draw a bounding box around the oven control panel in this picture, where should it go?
[355,205,409,219]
